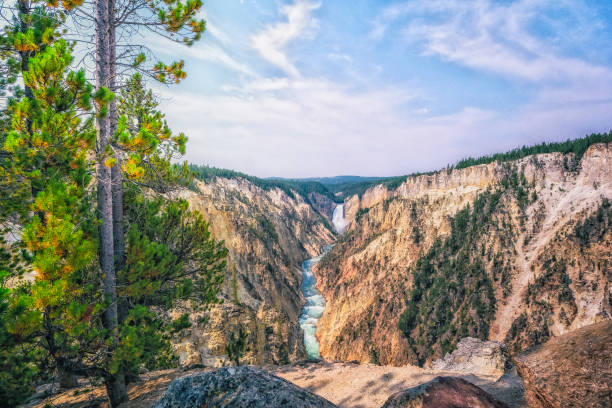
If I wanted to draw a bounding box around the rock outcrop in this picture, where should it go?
[513,320,612,408]
[315,143,612,365]
[430,337,508,378]
[381,376,510,408]
[173,177,335,366]
[153,367,337,408]
[308,191,337,220]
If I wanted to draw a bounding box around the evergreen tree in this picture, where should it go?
[0,2,226,405]
[0,4,226,405]
[115,73,189,190]
[85,1,206,401]
[2,36,99,399]
[225,325,248,366]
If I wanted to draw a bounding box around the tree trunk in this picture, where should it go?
[95,0,126,405]
[108,0,127,324]
[17,0,33,101]
[58,367,78,389]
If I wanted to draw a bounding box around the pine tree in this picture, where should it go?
[2,36,100,399]
[115,73,190,189]
[86,1,207,401]
[0,2,226,405]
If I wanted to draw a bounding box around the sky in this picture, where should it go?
[150,0,612,178]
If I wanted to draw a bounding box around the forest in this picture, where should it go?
[0,0,228,406]
[189,164,340,202]
[452,132,612,170]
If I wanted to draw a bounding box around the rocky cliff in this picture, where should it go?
[513,320,612,408]
[314,143,612,366]
[172,177,335,366]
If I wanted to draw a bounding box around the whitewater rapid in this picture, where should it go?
[298,252,327,359]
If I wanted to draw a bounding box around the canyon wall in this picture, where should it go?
[173,177,335,366]
[314,143,612,366]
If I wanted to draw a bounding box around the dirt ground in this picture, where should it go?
[23,362,526,408]
[268,361,525,408]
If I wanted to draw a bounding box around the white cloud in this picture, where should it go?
[151,0,612,177]
[205,19,231,45]
[373,0,612,85]
[158,73,612,177]
[150,38,256,77]
[328,53,352,63]
[252,1,321,77]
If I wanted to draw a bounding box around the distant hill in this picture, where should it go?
[192,132,612,202]
[270,175,397,201]
[271,175,390,185]
[189,168,393,202]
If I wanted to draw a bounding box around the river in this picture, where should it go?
[298,204,348,359]
[298,252,328,359]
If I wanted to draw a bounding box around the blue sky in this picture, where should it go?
[151,0,612,177]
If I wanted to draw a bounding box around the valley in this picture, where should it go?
[3,0,610,404]
[20,137,611,408]
[167,137,611,374]
[315,141,611,366]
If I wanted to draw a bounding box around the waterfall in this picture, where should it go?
[332,204,349,234]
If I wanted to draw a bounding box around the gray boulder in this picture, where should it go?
[153,366,337,408]
[382,376,510,408]
[430,337,509,378]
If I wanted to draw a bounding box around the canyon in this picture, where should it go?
[315,142,611,365]
[21,141,612,408]
[165,142,611,372]
[172,176,335,366]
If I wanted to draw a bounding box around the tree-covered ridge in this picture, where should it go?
[398,167,534,364]
[452,132,612,170]
[189,164,341,202]
[192,132,611,203]
[348,132,612,199]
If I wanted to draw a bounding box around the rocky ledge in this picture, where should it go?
[513,320,612,408]
[430,337,509,378]
[154,366,513,408]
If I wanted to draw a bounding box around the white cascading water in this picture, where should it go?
[332,204,349,234]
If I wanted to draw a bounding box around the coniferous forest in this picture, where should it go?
[0,1,227,406]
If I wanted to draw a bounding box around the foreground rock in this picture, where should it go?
[153,366,337,408]
[514,320,612,408]
[430,337,508,378]
[381,376,510,408]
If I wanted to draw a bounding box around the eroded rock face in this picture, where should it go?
[315,143,612,366]
[174,177,335,366]
[308,192,337,220]
[153,367,337,408]
[430,337,509,378]
[381,376,510,408]
[514,320,612,408]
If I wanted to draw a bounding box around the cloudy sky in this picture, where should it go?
[150,0,612,178]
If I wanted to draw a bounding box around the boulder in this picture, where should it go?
[153,366,337,408]
[381,376,510,408]
[430,337,509,378]
[513,320,612,408]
